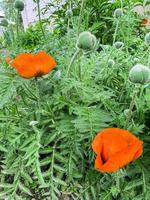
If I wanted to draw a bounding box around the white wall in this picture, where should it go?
[21,0,65,29]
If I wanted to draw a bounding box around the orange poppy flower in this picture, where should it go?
[11,51,56,78]
[92,128,143,173]
[141,18,148,26]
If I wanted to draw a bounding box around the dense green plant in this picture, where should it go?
[0,0,150,199]
[18,22,46,50]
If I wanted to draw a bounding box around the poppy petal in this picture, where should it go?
[92,128,143,173]
[10,51,56,78]
[35,51,57,75]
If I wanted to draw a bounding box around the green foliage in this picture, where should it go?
[0,0,150,199]
[18,22,45,50]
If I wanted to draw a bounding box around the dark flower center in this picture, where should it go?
[100,152,107,165]
[35,71,44,77]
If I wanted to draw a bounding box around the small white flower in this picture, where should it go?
[29,121,39,126]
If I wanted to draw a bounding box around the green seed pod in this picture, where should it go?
[65,9,73,18]
[0,18,8,27]
[145,32,150,45]
[129,64,150,84]
[114,8,123,18]
[133,58,139,64]
[77,31,97,51]
[124,109,130,117]
[14,0,24,11]
[114,41,124,49]
[108,59,115,67]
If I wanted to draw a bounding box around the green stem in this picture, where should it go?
[67,18,70,33]
[113,20,119,45]
[35,79,41,110]
[67,48,82,77]
[142,169,146,195]
[77,0,86,35]
[148,46,150,66]
[36,0,45,39]
[125,85,139,128]
[16,10,20,39]
[78,61,82,81]
[120,0,123,9]
[115,171,120,192]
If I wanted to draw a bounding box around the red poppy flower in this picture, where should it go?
[92,128,143,173]
[11,51,56,78]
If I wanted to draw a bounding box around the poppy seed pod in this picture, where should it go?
[133,58,139,64]
[65,9,73,18]
[0,19,8,27]
[114,41,124,49]
[14,0,24,11]
[145,32,150,45]
[77,31,97,51]
[124,109,130,117]
[108,59,115,67]
[114,8,123,18]
[129,64,150,84]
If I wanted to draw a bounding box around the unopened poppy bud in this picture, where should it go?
[133,58,139,64]
[65,9,73,18]
[145,32,150,45]
[77,31,97,51]
[0,18,8,27]
[14,0,24,11]
[129,64,150,84]
[124,109,130,117]
[108,59,115,67]
[114,41,124,49]
[114,8,123,18]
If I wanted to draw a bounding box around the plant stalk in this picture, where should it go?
[125,85,139,128]
[36,0,46,39]
[77,0,86,35]
[113,20,119,45]
[67,48,82,77]
[16,10,20,39]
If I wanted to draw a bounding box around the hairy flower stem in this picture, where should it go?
[120,0,123,8]
[67,48,82,77]
[35,79,41,121]
[125,85,139,128]
[113,20,119,45]
[36,0,46,39]
[16,10,20,40]
[77,0,86,35]
[115,171,120,192]
[67,18,70,33]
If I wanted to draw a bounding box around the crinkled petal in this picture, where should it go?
[35,51,57,75]
[92,128,143,173]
